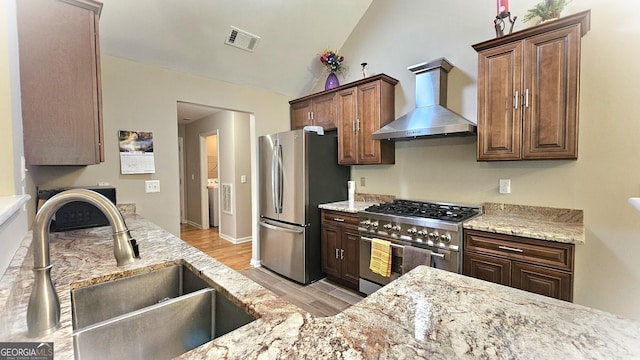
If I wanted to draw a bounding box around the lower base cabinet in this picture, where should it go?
[321,210,359,291]
[463,229,574,302]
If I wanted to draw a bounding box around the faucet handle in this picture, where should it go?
[129,239,140,258]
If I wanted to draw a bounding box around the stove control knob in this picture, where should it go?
[407,227,418,236]
[360,219,371,228]
[383,223,393,230]
[417,230,427,238]
[371,221,379,230]
[429,232,439,241]
[440,233,451,243]
[392,225,402,232]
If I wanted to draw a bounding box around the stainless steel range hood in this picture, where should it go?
[372,58,476,141]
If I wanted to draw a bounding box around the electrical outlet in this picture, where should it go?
[499,179,511,194]
[360,177,366,187]
[145,180,160,193]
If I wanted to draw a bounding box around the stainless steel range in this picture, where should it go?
[358,199,482,295]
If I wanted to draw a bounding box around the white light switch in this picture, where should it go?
[145,180,160,193]
[241,175,246,183]
[499,179,511,194]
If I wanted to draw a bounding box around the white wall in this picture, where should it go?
[27,55,290,237]
[0,0,29,277]
[334,0,640,319]
[0,0,21,196]
[206,135,218,179]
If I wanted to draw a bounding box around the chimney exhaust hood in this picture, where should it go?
[372,58,477,141]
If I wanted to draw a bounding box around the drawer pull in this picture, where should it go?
[335,248,339,259]
[498,245,524,253]
[333,218,345,222]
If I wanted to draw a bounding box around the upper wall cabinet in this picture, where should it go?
[336,75,397,165]
[289,74,398,165]
[472,10,590,161]
[290,92,337,131]
[17,0,104,165]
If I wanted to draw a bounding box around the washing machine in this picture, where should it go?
[207,179,219,227]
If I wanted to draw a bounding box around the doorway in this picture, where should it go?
[198,130,218,230]
[205,133,219,228]
[177,101,256,267]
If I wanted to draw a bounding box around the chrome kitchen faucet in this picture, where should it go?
[26,189,138,337]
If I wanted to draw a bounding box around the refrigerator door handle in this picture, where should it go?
[271,139,279,214]
[276,141,284,213]
[271,139,282,214]
[259,221,304,234]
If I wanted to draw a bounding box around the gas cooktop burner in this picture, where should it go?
[365,199,481,223]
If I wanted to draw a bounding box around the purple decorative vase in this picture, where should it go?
[325,72,340,90]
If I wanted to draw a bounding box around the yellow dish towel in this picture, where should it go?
[369,238,392,277]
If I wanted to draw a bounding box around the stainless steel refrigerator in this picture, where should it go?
[259,129,350,284]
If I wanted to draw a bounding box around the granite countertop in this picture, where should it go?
[464,202,585,245]
[2,215,639,359]
[318,200,377,213]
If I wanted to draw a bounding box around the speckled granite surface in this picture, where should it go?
[318,200,377,213]
[2,215,638,359]
[319,193,395,213]
[354,192,395,204]
[116,203,136,215]
[464,203,585,244]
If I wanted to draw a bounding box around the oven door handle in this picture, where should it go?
[361,236,446,258]
[360,236,405,250]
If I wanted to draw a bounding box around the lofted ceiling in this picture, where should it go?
[97,0,373,123]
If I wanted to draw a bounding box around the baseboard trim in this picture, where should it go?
[250,258,262,267]
[219,233,252,244]
[186,220,205,229]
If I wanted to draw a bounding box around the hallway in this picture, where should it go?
[179,224,364,316]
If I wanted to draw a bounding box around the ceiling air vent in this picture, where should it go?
[225,26,260,52]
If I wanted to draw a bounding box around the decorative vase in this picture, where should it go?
[325,72,340,90]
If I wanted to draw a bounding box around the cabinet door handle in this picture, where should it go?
[333,217,345,222]
[335,248,339,259]
[356,119,360,132]
[340,249,344,260]
[498,245,524,253]
[524,89,529,108]
[352,119,356,132]
[514,90,519,109]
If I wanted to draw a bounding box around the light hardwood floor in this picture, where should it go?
[180,224,364,316]
[180,223,252,271]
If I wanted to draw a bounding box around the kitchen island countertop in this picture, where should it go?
[1,215,638,359]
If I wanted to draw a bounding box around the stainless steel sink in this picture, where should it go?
[71,264,255,360]
[71,264,209,329]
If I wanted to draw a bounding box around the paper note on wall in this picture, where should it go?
[118,130,156,174]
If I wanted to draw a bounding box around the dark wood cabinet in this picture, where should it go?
[463,229,574,302]
[337,76,396,165]
[289,74,397,165]
[17,0,104,165]
[321,210,360,290]
[290,92,337,131]
[473,10,590,161]
[464,251,511,286]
